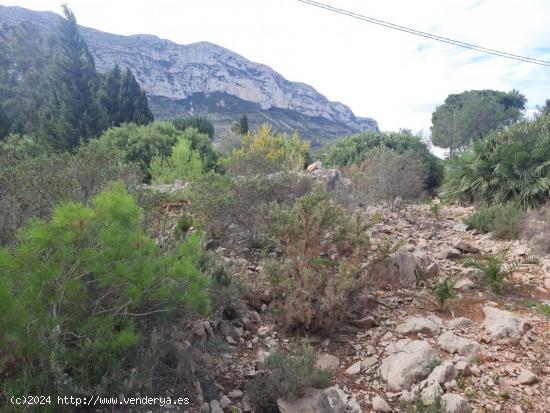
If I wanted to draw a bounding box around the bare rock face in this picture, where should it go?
[277,387,347,413]
[483,306,529,338]
[379,339,437,391]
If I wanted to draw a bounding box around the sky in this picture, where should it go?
[1,0,549,139]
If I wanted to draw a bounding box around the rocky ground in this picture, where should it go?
[189,203,550,413]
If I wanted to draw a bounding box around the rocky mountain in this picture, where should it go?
[0,5,378,145]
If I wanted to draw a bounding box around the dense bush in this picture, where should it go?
[189,172,312,247]
[173,115,215,139]
[441,115,550,207]
[98,122,180,180]
[319,130,443,189]
[235,124,309,171]
[0,184,209,402]
[99,123,220,181]
[150,137,204,184]
[246,345,333,413]
[464,204,527,239]
[0,139,141,246]
[346,148,426,201]
[262,190,370,334]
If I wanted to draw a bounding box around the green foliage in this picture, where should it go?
[431,89,526,155]
[0,184,209,400]
[0,10,151,148]
[0,133,50,159]
[0,21,51,138]
[320,130,442,189]
[189,172,312,247]
[464,204,527,239]
[99,64,153,127]
[236,124,310,171]
[175,214,194,239]
[239,112,249,135]
[98,122,179,179]
[441,115,550,207]
[462,249,537,293]
[38,5,107,149]
[0,139,141,246]
[263,189,370,334]
[432,277,457,310]
[100,123,219,181]
[173,115,215,139]
[150,137,204,184]
[246,345,333,413]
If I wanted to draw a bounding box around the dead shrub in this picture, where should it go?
[348,148,426,202]
[262,189,371,335]
[521,205,550,255]
[189,172,312,248]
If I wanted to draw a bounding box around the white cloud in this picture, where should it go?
[1,0,549,134]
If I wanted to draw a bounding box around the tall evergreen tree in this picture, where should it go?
[40,5,107,149]
[99,64,122,126]
[0,104,9,138]
[117,68,153,126]
[239,113,249,135]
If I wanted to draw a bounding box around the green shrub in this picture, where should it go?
[173,115,215,139]
[246,345,333,413]
[189,172,312,247]
[462,250,538,293]
[262,190,370,334]
[432,277,457,310]
[441,115,550,207]
[319,130,443,190]
[0,184,209,402]
[175,214,194,239]
[150,137,204,184]
[464,204,527,239]
[0,140,141,246]
[235,124,309,171]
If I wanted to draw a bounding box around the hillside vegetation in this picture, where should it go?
[1,6,550,413]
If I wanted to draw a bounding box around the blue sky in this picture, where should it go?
[1,0,549,138]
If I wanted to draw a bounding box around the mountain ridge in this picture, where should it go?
[0,5,378,144]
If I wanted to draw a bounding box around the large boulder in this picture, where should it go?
[277,387,346,413]
[441,393,472,413]
[369,251,418,288]
[397,316,442,336]
[483,306,529,338]
[437,331,481,359]
[309,167,347,192]
[379,339,437,391]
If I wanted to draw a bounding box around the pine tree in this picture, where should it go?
[99,64,122,126]
[239,113,249,135]
[118,68,153,126]
[0,104,9,138]
[40,5,107,149]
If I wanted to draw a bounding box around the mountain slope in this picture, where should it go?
[0,5,378,145]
